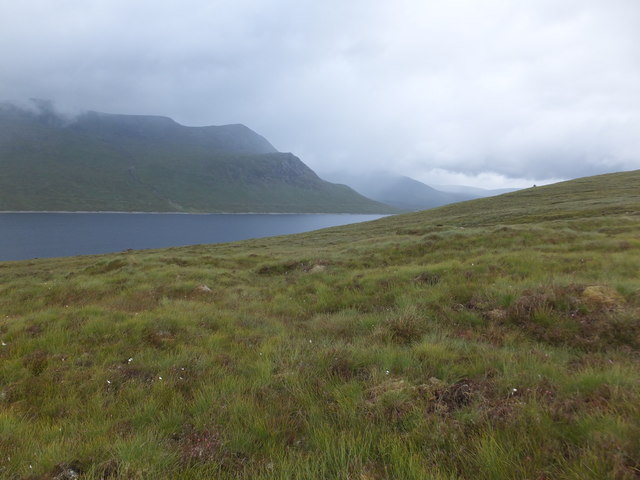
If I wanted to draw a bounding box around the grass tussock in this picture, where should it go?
[0,170,639,478]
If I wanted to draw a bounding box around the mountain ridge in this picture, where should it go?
[0,103,397,213]
[321,170,478,211]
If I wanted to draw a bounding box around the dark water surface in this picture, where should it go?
[0,213,386,261]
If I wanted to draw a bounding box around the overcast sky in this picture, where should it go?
[2,0,639,188]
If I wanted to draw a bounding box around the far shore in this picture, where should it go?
[0,210,391,215]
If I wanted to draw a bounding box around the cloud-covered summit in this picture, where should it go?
[2,0,639,188]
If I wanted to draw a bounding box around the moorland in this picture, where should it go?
[0,170,639,479]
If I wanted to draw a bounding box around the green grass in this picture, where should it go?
[0,170,639,479]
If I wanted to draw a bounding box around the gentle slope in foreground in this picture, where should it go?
[0,170,639,479]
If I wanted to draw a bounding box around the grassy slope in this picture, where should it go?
[0,108,396,213]
[0,170,639,479]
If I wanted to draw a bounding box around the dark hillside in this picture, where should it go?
[0,104,396,213]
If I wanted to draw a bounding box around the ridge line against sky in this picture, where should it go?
[2,0,639,188]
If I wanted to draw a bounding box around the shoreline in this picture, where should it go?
[0,211,391,215]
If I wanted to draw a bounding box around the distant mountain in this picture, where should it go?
[432,184,519,197]
[0,103,396,213]
[320,171,478,211]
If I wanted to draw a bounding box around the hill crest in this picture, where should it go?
[0,103,396,213]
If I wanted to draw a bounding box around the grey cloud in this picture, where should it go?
[1,0,639,188]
